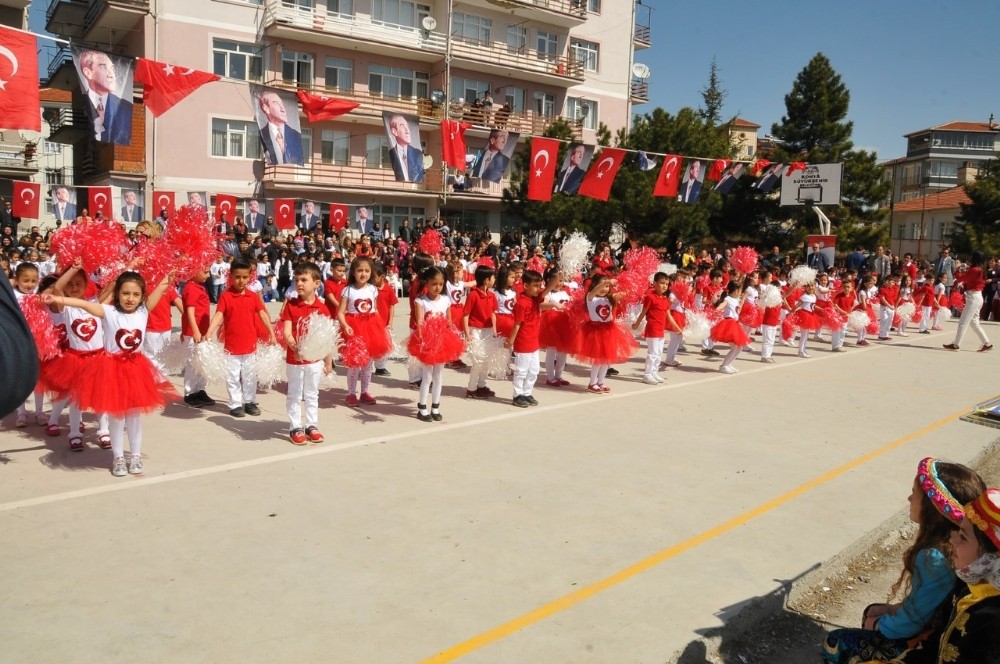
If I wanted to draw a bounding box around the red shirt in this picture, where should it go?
[956,267,985,292]
[512,292,542,353]
[216,288,265,355]
[375,282,398,326]
[878,285,899,306]
[181,281,210,337]
[324,278,346,315]
[464,288,497,329]
[146,286,179,333]
[832,291,856,313]
[278,296,332,365]
[641,292,669,338]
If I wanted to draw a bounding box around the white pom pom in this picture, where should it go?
[192,340,229,385]
[626,303,643,329]
[847,310,872,332]
[683,311,712,344]
[249,343,286,390]
[896,301,916,322]
[559,232,594,279]
[319,370,338,390]
[386,328,407,361]
[298,313,341,362]
[758,284,783,309]
[789,265,818,287]
[156,336,188,376]
[485,334,512,380]
[659,262,678,276]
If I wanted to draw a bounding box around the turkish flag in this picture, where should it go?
[440,119,471,169]
[653,154,682,197]
[135,58,220,117]
[152,191,175,217]
[0,26,40,131]
[88,187,113,217]
[274,198,296,230]
[296,90,359,123]
[708,159,730,182]
[329,203,348,233]
[12,182,40,218]
[786,161,808,175]
[214,194,237,221]
[577,148,626,201]
[750,159,771,177]
[527,137,561,202]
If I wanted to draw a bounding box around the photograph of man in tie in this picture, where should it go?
[712,163,745,195]
[254,87,304,166]
[245,199,265,231]
[471,129,518,183]
[554,143,590,195]
[384,112,425,183]
[121,190,143,223]
[50,186,77,222]
[753,162,785,193]
[678,160,704,204]
[75,49,133,146]
[300,201,321,231]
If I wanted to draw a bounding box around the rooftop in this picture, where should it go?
[893,185,972,212]
[727,117,761,129]
[904,120,999,137]
[39,88,72,103]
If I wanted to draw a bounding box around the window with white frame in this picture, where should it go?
[213,40,262,81]
[536,31,557,60]
[43,139,62,154]
[588,0,601,11]
[372,0,430,29]
[503,87,525,112]
[301,128,312,163]
[324,57,353,92]
[369,64,429,98]
[506,25,526,51]
[281,50,314,86]
[450,76,491,103]
[211,118,263,159]
[328,0,354,15]
[321,130,350,163]
[566,97,596,130]
[570,38,598,71]
[282,0,313,8]
[366,134,390,168]
[453,12,491,43]
[940,222,953,239]
[44,168,64,185]
[533,92,555,118]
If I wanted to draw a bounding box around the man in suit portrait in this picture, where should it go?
[257,90,304,166]
[472,129,512,183]
[121,190,143,222]
[754,163,785,193]
[678,160,703,204]
[51,186,76,222]
[79,50,133,146]
[245,199,265,231]
[356,207,371,236]
[300,201,321,231]
[386,113,425,183]
[713,163,745,195]
[554,143,586,195]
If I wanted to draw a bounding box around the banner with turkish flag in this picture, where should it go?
[0,26,40,131]
[652,154,682,197]
[12,182,40,219]
[577,148,626,201]
[214,194,237,221]
[135,58,220,117]
[295,90,360,123]
[88,187,113,218]
[707,159,730,182]
[274,198,296,230]
[152,191,175,217]
[328,204,348,233]
[526,138,561,202]
[440,119,471,169]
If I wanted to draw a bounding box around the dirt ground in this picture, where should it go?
[671,440,1000,664]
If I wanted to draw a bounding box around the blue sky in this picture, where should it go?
[640,0,1000,160]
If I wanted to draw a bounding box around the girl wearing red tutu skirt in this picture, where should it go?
[540,269,574,386]
[812,272,832,342]
[338,257,392,407]
[45,270,178,477]
[711,280,751,374]
[444,261,475,369]
[408,267,465,422]
[44,261,111,450]
[738,272,762,349]
[855,275,878,346]
[789,282,822,358]
[572,274,638,394]
[493,265,518,339]
[665,273,691,368]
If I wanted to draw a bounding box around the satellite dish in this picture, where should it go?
[632,63,651,80]
[421,16,437,31]
[578,105,589,117]
[423,155,434,169]
[430,89,446,106]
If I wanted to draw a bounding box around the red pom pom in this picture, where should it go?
[340,334,371,368]
[670,281,693,308]
[477,256,495,270]
[162,205,222,281]
[527,256,546,274]
[730,246,759,275]
[950,292,965,312]
[19,296,62,361]
[617,247,660,308]
[417,229,444,256]
[407,315,465,364]
[50,220,128,278]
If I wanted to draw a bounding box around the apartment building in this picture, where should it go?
[43,0,651,232]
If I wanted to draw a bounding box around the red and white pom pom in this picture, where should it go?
[683,310,712,344]
[20,295,62,361]
[818,306,847,331]
[730,246,759,275]
[847,310,872,333]
[340,334,372,369]
[896,301,916,323]
[477,256,496,270]
[156,336,188,375]
[617,247,661,307]
[130,236,173,287]
[758,284,783,309]
[950,292,965,313]
[670,280,691,305]
[526,255,547,274]
[162,205,222,281]
[50,220,129,277]
[249,343,285,389]
[297,312,342,362]
[417,229,444,256]
[559,231,593,280]
[789,265,817,287]
[191,340,228,385]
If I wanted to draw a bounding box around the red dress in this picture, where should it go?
[539,290,578,353]
[710,297,752,346]
[342,284,393,363]
[406,296,465,364]
[572,296,638,364]
[494,288,517,338]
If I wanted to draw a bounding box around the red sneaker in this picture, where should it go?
[289,429,308,445]
[345,394,359,407]
[359,392,376,405]
[557,379,570,386]
[304,426,324,443]
[97,434,112,450]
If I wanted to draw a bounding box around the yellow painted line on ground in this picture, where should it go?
[421,406,971,663]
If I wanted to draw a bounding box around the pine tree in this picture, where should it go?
[699,57,727,127]
[954,161,1000,255]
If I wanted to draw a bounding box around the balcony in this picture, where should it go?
[0,141,37,177]
[633,22,651,49]
[262,161,444,198]
[45,0,88,37]
[450,37,584,86]
[457,0,587,28]
[82,0,149,46]
[262,0,445,62]
[45,107,92,145]
[266,79,445,125]
[630,80,649,104]
[0,0,30,8]
[47,45,73,80]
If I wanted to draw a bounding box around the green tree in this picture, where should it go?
[699,57,727,128]
[954,160,1000,255]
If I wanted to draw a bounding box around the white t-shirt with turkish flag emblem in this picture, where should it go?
[101,304,148,355]
[587,296,613,322]
[343,284,379,315]
[64,302,105,351]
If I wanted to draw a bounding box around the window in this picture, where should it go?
[927,160,958,179]
[366,134,390,168]
[44,168,64,185]
[369,64,429,99]
[506,25,526,51]
[324,57,353,92]
[282,50,314,86]
[372,0,430,29]
[321,130,350,163]
[588,0,601,11]
[282,0,313,8]
[212,40,262,82]
[566,97,596,130]
[533,92,555,118]
[571,38,598,72]
[380,206,425,230]
[301,128,312,164]
[211,118,263,160]
[536,31,557,60]
[450,76,490,103]
[328,0,354,16]
[940,222,953,240]
[43,139,62,154]
[453,12,491,43]
[503,86,525,112]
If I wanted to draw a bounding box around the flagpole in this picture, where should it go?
[442,0,453,206]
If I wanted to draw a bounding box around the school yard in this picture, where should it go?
[2,307,998,663]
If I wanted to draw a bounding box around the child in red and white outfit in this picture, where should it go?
[758,271,781,363]
[144,281,181,375]
[338,256,393,407]
[573,274,638,393]
[462,264,498,399]
[46,270,177,476]
[505,269,549,408]
[404,253,435,386]
[11,263,46,427]
[791,282,822,358]
[493,265,518,339]
[710,281,750,374]
[896,273,914,337]
[830,278,856,352]
[917,271,935,334]
[855,275,877,346]
[813,272,832,342]
[877,274,899,341]
[181,268,214,407]
[632,272,670,384]
[372,260,398,377]
[408,266,465,422]
[664,273,690,368]
[697,269,726,357]
[540,269,573,387]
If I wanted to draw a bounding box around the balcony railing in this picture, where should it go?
[451,36,584,81]
[46,0,87,22]
[630,80,649,103]
[83,0,149,30]
[46,107,90,133]
[263,161,444,193]
[633,22,651,46]
[488,0,587,20]
[47,45,72,79]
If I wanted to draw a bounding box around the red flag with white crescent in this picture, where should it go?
[88,187,112,217]
[440,119,471,169]
[329,203,348,233]
[750,159,771,177]
[0,26,41,131]
[708,158,730,182]
[653,154,682,197]
[274,198,296,230]
[152,190,175,217]
[577,147,626,201]
[527,137,560,202]
[214,194,237,221]
[296,90,360,123]
[12,181,40,218]
[135,58,221,117]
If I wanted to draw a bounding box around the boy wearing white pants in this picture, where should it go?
[463,265,499,399]
[506,271,549,408]
[632,273,669,384]
[181,269,215,407]
[144,285,181,375]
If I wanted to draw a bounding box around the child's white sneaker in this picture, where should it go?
[642,375,658,385]
[111,456,128,477]
[127,454,144,475]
